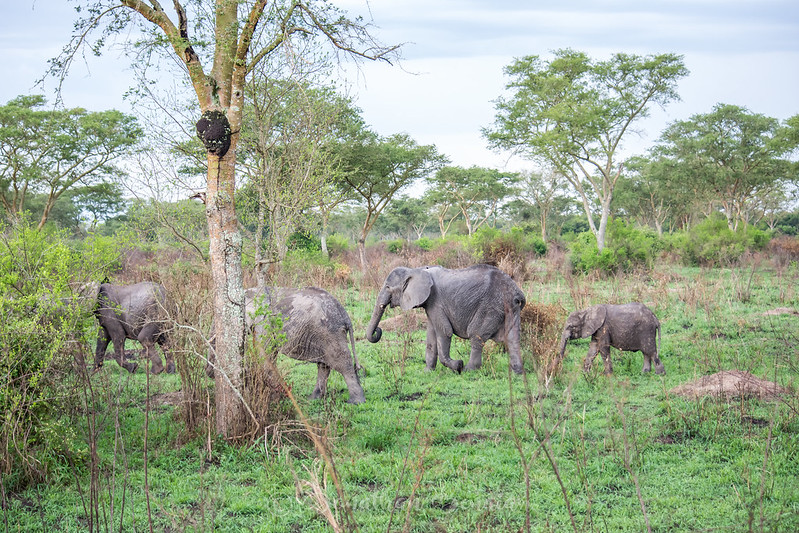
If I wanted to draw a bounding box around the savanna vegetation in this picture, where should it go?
[2,1,799,531]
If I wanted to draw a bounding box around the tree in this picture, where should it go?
[425,166,518,236]
[484,49,688,250]
[654,104,799,230]
[0,95,140,230]
[341,133,444,269]
[238,77,359,284]
[381,195,431,240]
[515,168,570,240]
[55,1,397,438]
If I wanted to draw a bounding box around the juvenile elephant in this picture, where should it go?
[208,287,365,404]
[366,265,526,374]
[558,302,664,375]
[94,281,175,374]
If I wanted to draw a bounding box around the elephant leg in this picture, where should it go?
[139,325,164,374]
[111,337,138,373]
[600,342,613,375]
[465,337,484,371]
[311,364,331,399]
[642,351,652,373]
[101,318,137,373]
[436,334,464,374]
[158,335,175,374]
[94,327,111,369]
[424,326,438,371]
[583,339,600,372]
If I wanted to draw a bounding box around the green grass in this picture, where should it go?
[3,263,799,532]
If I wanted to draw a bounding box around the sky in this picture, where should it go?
[3,0,799,175]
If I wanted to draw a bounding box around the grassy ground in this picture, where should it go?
[3,263,799,532]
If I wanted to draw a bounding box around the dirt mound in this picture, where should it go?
[671,370,791,400]
[762,307,799,316]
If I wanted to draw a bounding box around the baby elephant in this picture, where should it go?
[208,287,365,404]
[558,302,664,375]
[94,281,175,374]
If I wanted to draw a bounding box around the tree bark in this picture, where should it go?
[206,150,246,437]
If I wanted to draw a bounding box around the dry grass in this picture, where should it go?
[520,301,568,383]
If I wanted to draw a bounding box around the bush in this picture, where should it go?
[415,236,434,251]
[387,239,404,254]
[288,230,321,252]
[325,233,350,255]
[569,219,663,274]
[0,222,119,488]
[675,214,770,266]
[470,226,547,263]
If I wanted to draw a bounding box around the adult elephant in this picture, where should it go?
[366,265,526,374]
[94,281,175,374]
[557,302,664,375]
[208,287,365,404]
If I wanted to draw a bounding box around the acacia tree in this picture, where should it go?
[381,195,431,240]
[238,76,358,284]
[515,168,570,240]
[654,104,799,230]
[484,49,688,250]
[425,166,518,236]
[340,132,444,269]
[54,1,397,437]
[0,95,140,230]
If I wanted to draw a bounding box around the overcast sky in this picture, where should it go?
[4,1,798,173]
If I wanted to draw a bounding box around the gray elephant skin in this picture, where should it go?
[224,286,365,405]
[366,265,527,374]
[94,281,175,374]
[558,302,664,375]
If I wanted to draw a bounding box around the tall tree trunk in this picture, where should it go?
[357,237,367,271]
[207,143,245,438]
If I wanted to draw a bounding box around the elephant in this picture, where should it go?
[208,286,365,404]
[557,302,664,375]
[366,265,527,374]
[94,281,175,374]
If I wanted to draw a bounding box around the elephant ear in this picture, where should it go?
[581,305,607,337]
[400,269,433,310]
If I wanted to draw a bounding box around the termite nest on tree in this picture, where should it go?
[196,110,232,157]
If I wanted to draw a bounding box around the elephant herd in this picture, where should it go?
[91,265,665,404]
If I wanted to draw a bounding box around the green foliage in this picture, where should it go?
[0,221,119,487]
[386,239,404,254]
[325,233,350,254]
[569,219,663,273]
[415,236,434,251]
[288,230,321,253]
[470,226,547,263]
[0,95,141,228]
[675,214,770,266]
[774,210,799,236]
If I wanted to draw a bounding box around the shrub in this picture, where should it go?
[470,227,547,262]
[325,233,350,255]
[768,235,799,266]
[676,214,770,266]
[569,219,663,274]
[415,236,433,251]
[288,230,321,252]
[387,239,404,254]
[0,222,119,488]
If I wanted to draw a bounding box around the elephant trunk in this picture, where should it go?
[366,289,391,343]
[557,332,569,363]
